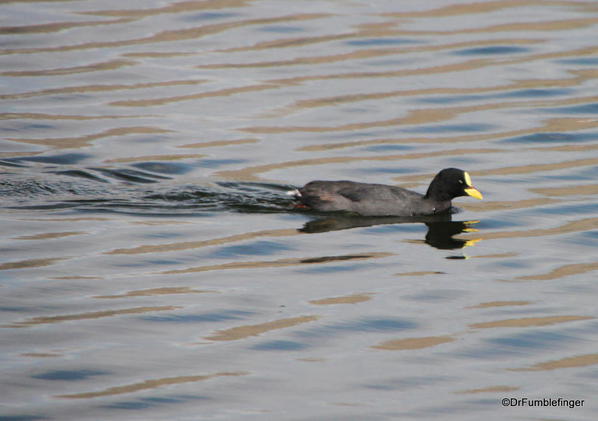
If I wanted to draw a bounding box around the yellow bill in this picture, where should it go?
[464,187,483,200]
[463,172,483,200]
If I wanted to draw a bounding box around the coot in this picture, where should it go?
[288,168,482,216]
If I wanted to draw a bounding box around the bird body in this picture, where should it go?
[288,168,482,217]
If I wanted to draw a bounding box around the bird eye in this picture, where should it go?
[458,179,464,184]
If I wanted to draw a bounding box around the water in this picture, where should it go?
[1,1,597,420]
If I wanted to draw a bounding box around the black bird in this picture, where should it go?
[288,168,483,217]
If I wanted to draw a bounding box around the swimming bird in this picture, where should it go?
[287,168,482,216]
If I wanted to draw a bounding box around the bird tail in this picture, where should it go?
[286,189,301,198]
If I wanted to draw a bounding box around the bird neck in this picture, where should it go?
[424,183,453,202]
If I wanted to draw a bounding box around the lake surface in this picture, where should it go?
[1,1,597,420]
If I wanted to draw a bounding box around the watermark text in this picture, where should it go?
[502,397,584,409]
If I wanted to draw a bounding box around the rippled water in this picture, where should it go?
[1,1,597,420]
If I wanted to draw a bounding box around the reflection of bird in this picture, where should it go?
[299,215,481,250]
[424,220,481,249]
[287,168,482,217]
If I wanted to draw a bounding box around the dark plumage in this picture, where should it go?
[288,168,483,216]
